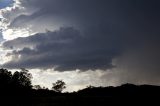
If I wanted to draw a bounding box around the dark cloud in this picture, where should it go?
[7,0,148,32]
[3,27,124,71]
[110,44,160,85]
[2,0,160,75]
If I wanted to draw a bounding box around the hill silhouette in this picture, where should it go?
[0,68,159,105]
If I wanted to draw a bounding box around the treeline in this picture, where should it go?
[0,68,32,95]
[0,68,159,105]
[0,68,66,95]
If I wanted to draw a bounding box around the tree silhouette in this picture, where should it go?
[11,68,32,89]
[52,80,66,92]
[0,68,12,90]
[86,85,94,89]
[33,85,43,90]
[0,68,159,105]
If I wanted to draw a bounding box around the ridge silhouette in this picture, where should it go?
[0,68,159,105]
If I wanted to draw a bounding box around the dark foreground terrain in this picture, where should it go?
[0,68,159,105]
[0,84,160,106]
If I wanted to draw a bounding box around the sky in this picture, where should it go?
[0,0,160,91]
[0,0,13,9]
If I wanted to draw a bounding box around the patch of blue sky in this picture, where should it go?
[0,0,14,9]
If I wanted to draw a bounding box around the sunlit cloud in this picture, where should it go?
[2,28,31,40]
[30,69,117,92]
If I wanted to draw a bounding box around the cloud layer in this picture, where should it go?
[2,0,160,70]
[3,27,123,71]
[0,0,160,87]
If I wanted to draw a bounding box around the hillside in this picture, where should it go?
[0,68,159,105]
[0,84,160,106]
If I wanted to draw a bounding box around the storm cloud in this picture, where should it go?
[0,0,160,87]
[3,26,124,71]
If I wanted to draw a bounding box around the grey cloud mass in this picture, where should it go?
[1,0,160,83]
[0,32,4,42]
[3,27,122,71]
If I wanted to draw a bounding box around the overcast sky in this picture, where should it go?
[0,0,160,91]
